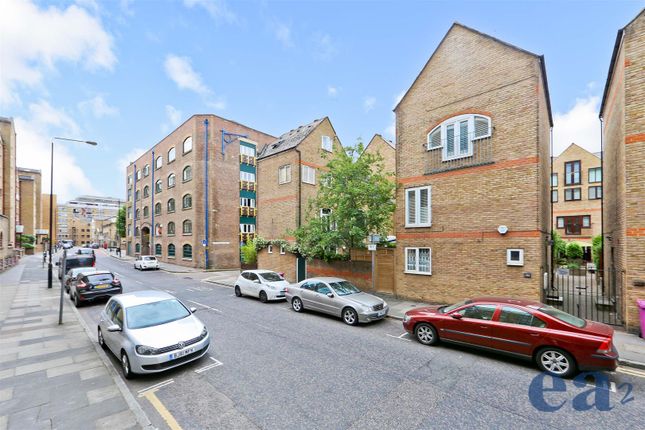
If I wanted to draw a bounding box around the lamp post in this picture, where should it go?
[47,137,97,325]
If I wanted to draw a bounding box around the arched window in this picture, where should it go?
[135,243,141,253]
[156,156,163,170]
[167,198,175,213]
[143,185,150,198]
[182,165,192,182]
[182,194,192,209]
[135,190,140,201]
[155,202,161,215]
[135,209,140,219]
[155,243,162,255]
[167,221,175,235]
[136,170,141,180]
[167,173,176,188]
[183,136,193,154]
[426,114,491,161]
[155,180,162,194]
[168,243,176,257]
[143,164,150,177]
[168,147,176,163]
[183,244,192,259]
[143,206,149,217]
[182,220,192,234]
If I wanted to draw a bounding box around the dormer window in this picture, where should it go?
[427,114,491,161]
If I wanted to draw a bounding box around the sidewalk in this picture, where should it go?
[103,249,218,274]
[0,257,150,430]
[375,292,645,370]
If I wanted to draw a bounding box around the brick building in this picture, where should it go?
[393,23,552,304]
[41,193,57,245]
[599,9,645,332]
[125,114,274,269]
[363,134,396,177]
[551,143,602,258]
[57,196,120,245]
[17,167,46,247]
[256,117,341,281]
[0,117,17,265]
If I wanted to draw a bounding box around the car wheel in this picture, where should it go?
[73,294,82,308]
[234,285,242,297]
[121,351,134,379]
[97,328,107,350]
[259,291,268,303]
[342,307,359,326]
[291,297,303,312]
[133,264,137,270]
[415,323,438,345]
[536,348,576,378]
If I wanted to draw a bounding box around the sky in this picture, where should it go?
[1,0,643,202]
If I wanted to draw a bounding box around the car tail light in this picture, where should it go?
[596,338,612,354]
[77,281,87,290]
[113,277,121,285]
[284,287,289,293]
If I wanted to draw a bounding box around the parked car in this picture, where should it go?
[61,240,73,249]
[402,297,618,378]
[70,270,122,307]
[57,254,95,279]
[90,243,100,249]
[234,270,289,302]
[76,247,96,264]
[134,255,160,270]
[97,290,210,379]
[64,267,98,293]
[285,277,388,325]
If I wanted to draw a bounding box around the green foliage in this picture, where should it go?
[241,239,257,264]
[592,235,603,268]
[292,139,395,261]
[552,231,567,264]
[116,206,126,238]
[566,262,580,270]
[565,242,583,261]
[20,234,36,245]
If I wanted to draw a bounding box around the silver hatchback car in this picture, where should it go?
[97,291,210,379]
[286,277,388,325]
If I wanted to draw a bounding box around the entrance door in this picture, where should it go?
[141,227,150,255]
[296,256,306,282]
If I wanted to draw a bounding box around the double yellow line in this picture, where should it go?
[138,380,183,430]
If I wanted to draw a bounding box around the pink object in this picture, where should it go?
[638,299,645,339]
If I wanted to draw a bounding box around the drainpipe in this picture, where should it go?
[204,119,210,269]
[133,163,137,255]
[549,127,554,292]
[151,150,155,255]
[599,117,604,273]
[295,148,302,228]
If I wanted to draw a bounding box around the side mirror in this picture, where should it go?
[190,307,197,313]
[106,324,121,332]
[326,292,334,298]
[253,279,261,284]
[451,313,463,320]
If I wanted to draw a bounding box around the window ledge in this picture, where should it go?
[182,258,193,261]
[168,256,175,259]
[405,223,432,228]
[404,271,432,276]
[182,233,192,236]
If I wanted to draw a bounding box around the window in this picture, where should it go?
[183,166,192,182]
[155,223,162,236]
[143,185,150,198]
[457,305,497,320]
[167,222,175,235]
[582,215,591,228]
[128,175,132,185]
[507,249,524,266]
[321,135,333,152]
[155,244,162,256]
[156,156,163,170]
[240,224,256,233]
[135,209,140,220]
[240,197,255,208]
[240,145,255,157]
[127,188,132,201]
[320,208,336,231]
[556,217,564,229]
[565,161,581,185]
[168,147,176,163]
[167,198,175,213]
[183,244,192,259]
[499,307,546,327]
[589,186,602,200]
[136,170,141,180]
[167,173,176,188]
[559,216,585,235]
[143,206,149,217]
[588,167,602,183]
[135,243,141,253]
[405,186,431,227]
[551,173,558,187]
[155,180,162,194]
[564,188,581,201]
[183,136,193,154]
[168,244,175,257]
[301,165,316,185]
[182,194,192,209]
[426,114,491,161]
[240,171,256,182]
[268,244,273,254]
[405,247,431,275]
[143,164,150,177]
[551,190,558,203]
[155,202,161,215]
[182,220,192,234]
[280,245,286,254]
[135,190,140,201]
[279,165,291,184]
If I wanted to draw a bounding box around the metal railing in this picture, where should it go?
[240,206,257,217]
[240,181,256,191]
[425,134,493,175]
[240,154,256,166]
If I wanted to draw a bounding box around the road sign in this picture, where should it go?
[367,244,377,251]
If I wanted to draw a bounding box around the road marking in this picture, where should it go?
[386,333,412,342]
[194,357,223,374]
[164,289,174,293]
[617,367,645,379]
[186,300,222,313]
[186,288,195,292]
[134,280,144,284]
[138,379,174,395]
[141,389,183,430]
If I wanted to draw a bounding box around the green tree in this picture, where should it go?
[592,235,603,267]
[565,242,583,261]
[552,231,567,264]
[241,239,257,264]
[116,206,126,238]
[292,140,395,261]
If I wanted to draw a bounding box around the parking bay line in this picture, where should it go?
[386,333,412,342]
[195,357,223,374]
[138,379,183,430]
[186,300,222,313]
[138,379,175,395]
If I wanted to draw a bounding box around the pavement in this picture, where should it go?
[104,249,240,277]
[0,256,150,430]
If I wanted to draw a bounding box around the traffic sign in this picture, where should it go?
[367,244,377,251]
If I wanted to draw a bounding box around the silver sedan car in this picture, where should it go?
[97,290,210,379]
[286,277,388,325]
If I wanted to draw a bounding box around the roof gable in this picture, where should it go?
[258,118,325,159]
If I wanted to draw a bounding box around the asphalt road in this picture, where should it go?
[31,250,645,429]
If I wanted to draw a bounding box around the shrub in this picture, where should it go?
[240,239,257,264]
[592,235,603,267]
[565,242,583,261]
[552,231,567,262]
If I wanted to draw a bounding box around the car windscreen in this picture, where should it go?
[143,257,156,261]
[77,249,93,254]
[86,273,114,284]
[329,281,360,296]
[259,272,282,282]
[538,306,586,328]
[126,299,191,329]
[441,299,473,314]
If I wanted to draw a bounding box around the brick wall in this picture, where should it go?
[257,248,297,282]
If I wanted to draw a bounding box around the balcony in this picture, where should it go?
[425,134,493,175]
[240,154,256,166]
[240,180,256,192]
[240,232,256,242]
[240,206,257,217]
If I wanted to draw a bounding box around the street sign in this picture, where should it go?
[367,244,377,251]
[202,239,207,247]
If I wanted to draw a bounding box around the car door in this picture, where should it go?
[489,306,547,357]
[246,272,262,297]
[104,301,125,352]
[313,282,339,316]
[101,300,118,353]
[440,304,499,348]
[299,281,320,310]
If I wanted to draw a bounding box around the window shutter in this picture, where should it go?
[406,189,416,225]
[419,188,429,224]
[428,128,441,148]
[459,120,469,153]
[446,124,455,157]
[474,116,489,138]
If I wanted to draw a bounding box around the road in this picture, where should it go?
[29,250,645,429]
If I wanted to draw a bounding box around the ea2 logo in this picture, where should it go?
[529,372,634,411]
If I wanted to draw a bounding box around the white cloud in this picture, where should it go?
[117,147,147,174]
[183,0,237,24]
[313,33,337,61]
[161,105,183,134]
[78,95,119,118]
[272,21,294,48]
[0,0,116,105]
[15,100,98,201]
[327,85,338,97]
[553,95,601,156]
[385,121,395,140]
[164,54,211,96]
[363,96,376,113]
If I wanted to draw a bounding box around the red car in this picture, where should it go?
[402,297,618,377]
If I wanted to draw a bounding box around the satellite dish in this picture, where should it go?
[498,225,509,235]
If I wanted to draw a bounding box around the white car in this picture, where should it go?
[234,270,289,303]
[134,255,160,270]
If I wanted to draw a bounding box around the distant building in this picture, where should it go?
[57,195,121,245]
[362,134,395,177]
[0,116,17,265]
[92,216,117,246]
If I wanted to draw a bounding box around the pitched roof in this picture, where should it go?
[364,134,395,154]
[258,118,325,159]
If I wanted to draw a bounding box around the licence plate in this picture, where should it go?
[95,284,110,289]
[169,347,195,360]
[377,310,386,317]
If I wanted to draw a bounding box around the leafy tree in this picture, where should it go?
[116,206,126,238]
[20,234,36,249]
[241,239,257,264]
[292,140,395,261]
[592,235,603,268]
[565,242,583,261]
[552,231,567,264]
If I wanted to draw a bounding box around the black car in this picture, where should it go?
[57,255,95,279]
[69,270,122,307]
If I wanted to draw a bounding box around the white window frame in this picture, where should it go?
[183,136,193,154]
[240,224,256,233]
[143,164,150,177]
[405,186,431,228]
[168,147,176,162]
[280,245,286,254]
[279,165,292,184]
[404,247,432,275]
[240,145,256,157]
[240,197,256,208]
[301,165,316,185]
[426,114,491,161]
[240,171,256,182]
[321,135,333,152]
[267,244,273,254]
[156,156,163,170]
[506,249,524,266]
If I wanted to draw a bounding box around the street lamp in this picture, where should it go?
[46,137,97,325]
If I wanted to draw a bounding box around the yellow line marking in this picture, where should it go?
[142,389,183,430]
[617,367,645,379]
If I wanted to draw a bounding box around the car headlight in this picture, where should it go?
[201,327,208,338]
[382,301,388,308]
[136,345,158,355]
[403,314,411,323]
